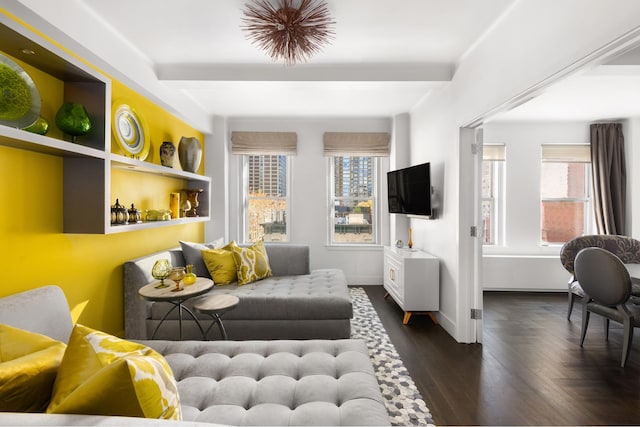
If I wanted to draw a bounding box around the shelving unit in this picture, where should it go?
[0,17,210,234]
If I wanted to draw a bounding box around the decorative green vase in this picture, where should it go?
[55,102,91,142]
[23,116,49,135]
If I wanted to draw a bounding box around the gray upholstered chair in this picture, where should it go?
[575,247,640,367]
[560,234,640,320]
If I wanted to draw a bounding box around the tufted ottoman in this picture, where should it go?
[142,339,390,426]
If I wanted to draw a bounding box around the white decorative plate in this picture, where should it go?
[111,101,150,160]
[0,53,41,129]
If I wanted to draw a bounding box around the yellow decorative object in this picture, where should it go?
[0,324,66,412]
[201,244,238,285]
[408,227,413,249]
[183,264,197,285]
[169,192,180,219]
[47,324,181,420]
[229,240,273,285]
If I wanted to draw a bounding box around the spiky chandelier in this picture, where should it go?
[241,0,335,66]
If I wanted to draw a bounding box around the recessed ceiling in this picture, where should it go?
[19,0,516,118]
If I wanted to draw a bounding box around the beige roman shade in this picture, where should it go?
[231,131,297,155]
[541,144,591,163]
[483,144,505,161]
[323,132,390,157]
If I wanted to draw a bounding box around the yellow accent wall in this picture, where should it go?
[0,14,206,336]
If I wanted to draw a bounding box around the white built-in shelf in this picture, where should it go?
[0,17,210,235]
[110,154,210,181]
[0,124,106,159]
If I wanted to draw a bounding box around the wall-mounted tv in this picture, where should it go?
[387,162,432,216]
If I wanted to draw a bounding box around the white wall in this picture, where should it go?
[217,117,392,285]
[409,0,640,342]
[481,122,590,290]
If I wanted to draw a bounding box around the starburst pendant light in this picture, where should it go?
[241,0,335,65]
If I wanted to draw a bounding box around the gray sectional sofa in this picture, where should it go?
[124,244,353,340]
[0,286,390,426]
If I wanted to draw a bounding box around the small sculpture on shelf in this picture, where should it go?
[55,102,91,143]
[110,198,128,225]
[128,203,142,224]
[180,199,191,218]
[182,188,203,217]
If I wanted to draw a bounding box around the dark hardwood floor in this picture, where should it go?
[364,286,640,426]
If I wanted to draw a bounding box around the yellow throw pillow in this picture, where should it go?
[0,324,66,412]
[202,243,238,285]
[47,324,181,420]
[229,240,273,285]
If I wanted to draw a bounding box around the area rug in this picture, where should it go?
[350,287,435,426]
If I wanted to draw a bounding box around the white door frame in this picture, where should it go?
[457,25,640,344]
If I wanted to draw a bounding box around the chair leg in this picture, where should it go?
[604,318,610,341]
[621,318,634,368]
[580,305,590,347]
[567,292,575,320]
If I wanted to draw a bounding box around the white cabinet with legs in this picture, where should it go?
[383,246,439,324]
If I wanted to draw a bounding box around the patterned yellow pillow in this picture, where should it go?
[229,240,273,285]
[47,324,181,420]
[201,244,237,285]
[0,324,66,412]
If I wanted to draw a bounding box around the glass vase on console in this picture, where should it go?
[169,267,186,292]
[151,259,172,289]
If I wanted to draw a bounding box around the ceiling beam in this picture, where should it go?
[155,63,453,82]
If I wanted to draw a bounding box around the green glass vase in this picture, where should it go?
[55,102,91,142]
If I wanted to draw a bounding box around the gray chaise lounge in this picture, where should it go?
[124,244,353,340]
[0,286,390,426]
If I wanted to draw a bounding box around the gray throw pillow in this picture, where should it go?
[179,238,224,278]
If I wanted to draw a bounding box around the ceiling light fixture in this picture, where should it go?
[241,0,335,66]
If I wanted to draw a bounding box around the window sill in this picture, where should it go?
[325,244,384,251]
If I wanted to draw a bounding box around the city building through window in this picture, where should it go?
[329,156,377,244]
[246,154,290,242]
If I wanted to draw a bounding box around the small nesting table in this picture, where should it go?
[138,277,214,340]
[194,294,240,340]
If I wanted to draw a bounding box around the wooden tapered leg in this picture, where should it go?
[384,292,390,299]
[428,312,439,325]
[402,312,412,324]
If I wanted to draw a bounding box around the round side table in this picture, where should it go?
[194,294,240,340]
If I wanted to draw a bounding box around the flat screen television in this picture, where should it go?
[387,162,432,216]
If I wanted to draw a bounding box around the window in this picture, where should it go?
[481,144,506,245]
[329,156,377,244]
[540,144,592,244]
[245,154,290,243]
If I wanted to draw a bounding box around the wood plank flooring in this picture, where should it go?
[364,286,640,426]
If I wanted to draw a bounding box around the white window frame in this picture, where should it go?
[539,144,593,246]
[482,155,506,246]
[327,156,379,246]
[242,154,292,243]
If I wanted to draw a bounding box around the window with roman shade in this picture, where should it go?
[231,131,297,243]
[324,132,390,245]
[231,131,297,155]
